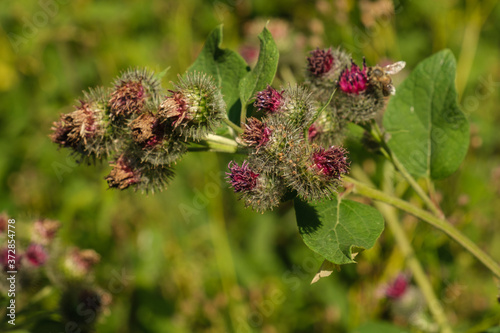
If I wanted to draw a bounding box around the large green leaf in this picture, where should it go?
[239,27,279,106]
[294,196,384,265]
[187,25,249,122]
[383,49,469,179]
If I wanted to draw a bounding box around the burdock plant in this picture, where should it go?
[49,25,499,333]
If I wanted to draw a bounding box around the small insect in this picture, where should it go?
[367,61,406,96]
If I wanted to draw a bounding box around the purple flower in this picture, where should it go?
[386,275,409,299]
[226,161,259,193]
[254,85,283,113]
[339,60,368,95]
[25,243,48,267]
[312,146,350,179]
[241,118,271,151]
[307,48,334,76]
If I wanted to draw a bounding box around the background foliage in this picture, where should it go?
[1,0,500,331]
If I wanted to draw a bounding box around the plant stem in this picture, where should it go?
[343,175,500,279]
[370,121,444,218]
[240,102,248,128]
[224,117,244,134]
[377,163,453,333]
[304,88,337,138]
[198,134,239,153]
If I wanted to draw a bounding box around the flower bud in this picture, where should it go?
[334,59,385,123]
[105,154,142,190]
[158,72,226,140]
[248,116,305,174]
[63,248,100,281]
[108,68,161,120]
[254,85,283,114]
[25,243,48,267]
[106,153,175,193]
[32,219,60,245]
[307,48,334,77]
[241,117,271,151]
[283,145,350,201]
[226,161,284,212]
[279,85,316,127]
[305,47,351,103]
[50,88,117,161]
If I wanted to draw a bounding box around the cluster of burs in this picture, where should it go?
[51,47,396,212]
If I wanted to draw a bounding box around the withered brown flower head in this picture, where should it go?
[108,80,146,119]
[50,101,100,149]
[105,155,141,190]
[241,117,271,151]
[158,91,190,128]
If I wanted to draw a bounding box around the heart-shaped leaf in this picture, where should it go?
[383,49,469,180]
[294,196,384,265]
[239,26,279,107]
[187,25,249,123]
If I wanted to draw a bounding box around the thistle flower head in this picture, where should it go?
[50,87,116,161]
[312,146,350,180]
[226,161,259,193]
[51,100,102,149]
[339,60,368,95]
[130,112,166,147]
[158,91,189,129]
[386,275,409,300]
[279,85,316,127]
[307,48,334,76]
[241,117,271,151]
[33,219,60,244]
[158,72,226,140]
[105,155,142,190]
[63,248,100,280]
[254,85,283,114]
[25,243,48,267]
[108,68,161,120]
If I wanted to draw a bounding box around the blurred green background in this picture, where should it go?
[1,0,500,332]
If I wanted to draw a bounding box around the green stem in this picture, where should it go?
[240,102,248,128]
[224,117,244,134]
[376,163,453,333]
[304,88,337,138]
[343,175,500,279]
[370,121,444,218]
[197,134,239,153]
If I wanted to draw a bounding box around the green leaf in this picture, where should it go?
[294,196,384,265]
[187,25,249,122]
[239,26,279,107]
[383,49,469,180]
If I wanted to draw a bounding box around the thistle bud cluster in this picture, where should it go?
[50,69,225,193]
[305,47,399,146]
[0,214,110,332]
[227,85,350,212]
